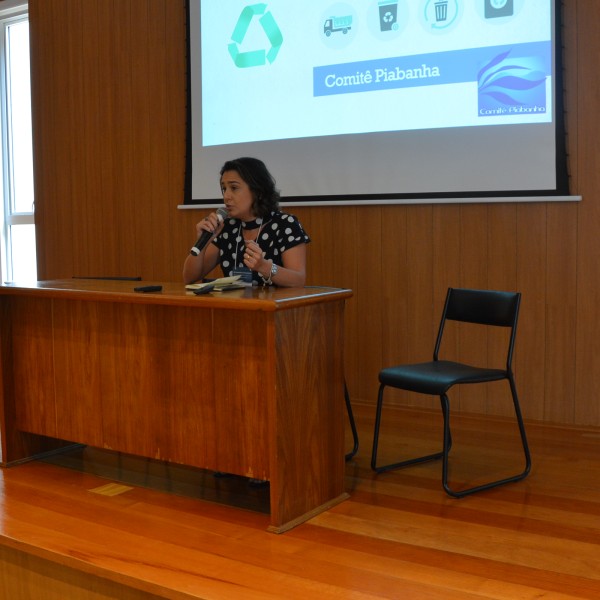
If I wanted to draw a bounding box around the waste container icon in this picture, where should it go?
[434,0,448,22]
[378,0,398,32]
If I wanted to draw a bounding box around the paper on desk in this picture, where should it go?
[185,275,242,291]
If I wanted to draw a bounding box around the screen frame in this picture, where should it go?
[183,0,570,207]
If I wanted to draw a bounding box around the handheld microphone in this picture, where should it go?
[190,207,228,256]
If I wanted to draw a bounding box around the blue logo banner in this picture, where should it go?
[313,42,551,116]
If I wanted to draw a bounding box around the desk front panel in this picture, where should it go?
[9,296,271,476]
[1,282,351,530]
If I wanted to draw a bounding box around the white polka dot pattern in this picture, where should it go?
[211,211,310,285]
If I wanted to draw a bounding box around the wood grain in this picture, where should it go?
[1,403,598,599]
[26,0,600,429]
[0,280,351,532]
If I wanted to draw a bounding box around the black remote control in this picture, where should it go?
[134,285,163,293]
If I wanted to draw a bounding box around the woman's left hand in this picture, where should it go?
[243,240,267,275]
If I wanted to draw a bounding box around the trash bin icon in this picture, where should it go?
[434,0,448,22]
[378,0,398,32]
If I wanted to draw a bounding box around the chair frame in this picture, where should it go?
[371,288,532,498]
[344,381,359,461]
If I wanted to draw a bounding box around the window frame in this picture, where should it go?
[0,1,35,282]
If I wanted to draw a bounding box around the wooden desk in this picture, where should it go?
[0,280,352,533]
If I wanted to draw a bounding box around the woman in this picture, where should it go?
[183,157,310,287]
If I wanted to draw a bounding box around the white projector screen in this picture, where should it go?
[185,0,567,205]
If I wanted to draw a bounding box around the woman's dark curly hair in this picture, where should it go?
[220,157,280,218]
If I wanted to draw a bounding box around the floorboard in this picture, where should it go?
[1,403,599,599]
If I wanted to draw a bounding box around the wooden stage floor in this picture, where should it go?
[1,403,599,599]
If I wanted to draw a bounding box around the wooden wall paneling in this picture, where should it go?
[353,206,383,404]
[316,205,359,285]
[111,0,137,276]
[128,0,154,279]
[515,203,547,422]
[144,1,175,280]
[404,205,435,409]
[312,206,360,402]
[561,0,578,196]
[164,1,188,281]
[379,204,409,407]
[27,1,47,278]
[486,203,518,416]
[25,0,600,428]
[295,206,327,286]
[335,207,360,407]
[77,1,113,278]
[574,1,600,427]
[66,2,92,278]
[457,204,490,413]
[432,204,462,403]
[30,0,75,280]
[432,204,462,310]
[544,202,578,424]
[106,0,139,277]
[535,0,579,426]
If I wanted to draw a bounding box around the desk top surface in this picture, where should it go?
[0,279,353,312]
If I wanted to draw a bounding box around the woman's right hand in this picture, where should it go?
[183,212,223,284]
[196,211,224,238]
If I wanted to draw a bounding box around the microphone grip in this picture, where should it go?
[190,230,212,256]
[190,208,227,256]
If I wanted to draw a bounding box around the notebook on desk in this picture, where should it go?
[185,275,245,292]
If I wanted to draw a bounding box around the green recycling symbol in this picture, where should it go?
[228,4,283,68]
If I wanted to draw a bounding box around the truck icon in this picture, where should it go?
[323,15,352,36]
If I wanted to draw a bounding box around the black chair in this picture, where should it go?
[371,288,531,498]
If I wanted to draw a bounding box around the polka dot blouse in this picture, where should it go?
[212,211,311,285]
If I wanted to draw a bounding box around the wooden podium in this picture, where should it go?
[0,280,352,533]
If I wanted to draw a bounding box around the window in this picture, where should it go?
[0,2,35,282]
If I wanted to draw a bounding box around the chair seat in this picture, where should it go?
[379,360,507,395]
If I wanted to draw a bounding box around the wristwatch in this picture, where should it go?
[270,262,279,279]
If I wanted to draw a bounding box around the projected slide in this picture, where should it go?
[200,0,552,147]
[188,1,564,202]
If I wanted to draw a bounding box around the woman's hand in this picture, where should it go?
[182,212,223,284]
[243,240,268,276]
[243,240,307,287]
[196,211,224,239]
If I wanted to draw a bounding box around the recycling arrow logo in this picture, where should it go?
[228,4,283,68]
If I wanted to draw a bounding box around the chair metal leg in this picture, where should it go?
[344,382,359,461]
[371,384,445,473]
[441,378,532,498]
[440,394,453,452]
[373,381,531,497]
[509,373,532,475]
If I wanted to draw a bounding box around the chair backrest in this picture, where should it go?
[434,288,521,369]
[444,288,520,327]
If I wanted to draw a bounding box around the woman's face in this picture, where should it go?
[220,170,255,221]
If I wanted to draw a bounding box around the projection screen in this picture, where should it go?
[185,0,568,206]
